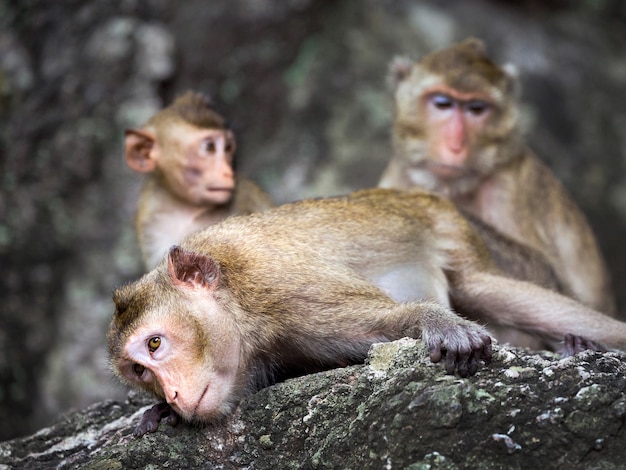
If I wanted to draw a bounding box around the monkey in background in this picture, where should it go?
[108,189,626,436]
[379,38,615,318]
[125,91,274,270]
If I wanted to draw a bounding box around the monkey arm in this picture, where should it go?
[459,209,566,294]
[519,156,615,315]
[274,288,493,379]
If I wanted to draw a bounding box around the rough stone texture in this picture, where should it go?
[1,0,626,444]
[1,342,625,469]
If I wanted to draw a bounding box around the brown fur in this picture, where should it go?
[145,91,225,131]
[379,37,615,319]
[125,91,274,269]
[109,189,626,435]
[135,175,273,269]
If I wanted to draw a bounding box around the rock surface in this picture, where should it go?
[1,0,626,442]
[1,341,625,469]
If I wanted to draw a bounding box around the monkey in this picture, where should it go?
[457,210,574,350]
[460,209,564,294]
[378,37,615,318]
[108,188,626,436]
[125,91,274,270]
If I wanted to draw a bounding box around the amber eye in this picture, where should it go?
[133,363,145,376]
[148,337,161,353]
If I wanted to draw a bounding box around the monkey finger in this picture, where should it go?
[467,352,480,376]
[479,335,493,363]
[166,411,180,427]
[134,402,172,437]
[445,348,462,376]
[458,349,473,378]
[429,342,443,363]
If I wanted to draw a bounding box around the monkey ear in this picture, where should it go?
[501,63,520,97]
[388,56,414,87]
[167,246,220,291]
[125,129,157,173]
[502,63,518,79]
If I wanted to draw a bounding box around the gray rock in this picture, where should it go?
[2,0,626,443]
[2,342,625,469]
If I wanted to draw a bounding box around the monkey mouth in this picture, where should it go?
[205,187,235,201]
[207,186,234,193]
[425,161,465,180]
[192,384,210,417]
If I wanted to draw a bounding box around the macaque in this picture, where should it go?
[108,189,626,436]
[460,210,563,294]
[125,91,274,270]
[379,37,615,316]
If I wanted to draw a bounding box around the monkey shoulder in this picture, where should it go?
[518,152,596,231]
[231,177,275,213]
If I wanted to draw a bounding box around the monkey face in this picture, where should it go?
[387,40,523,197]
[392,75,518,197]
[159,124,237,207]
[110,272,244,423]
[421,89,493,173]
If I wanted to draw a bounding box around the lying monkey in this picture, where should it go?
[109,189,625,435]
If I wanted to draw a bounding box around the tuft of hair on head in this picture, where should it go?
[170,91,226,129]
[144,90,227,130]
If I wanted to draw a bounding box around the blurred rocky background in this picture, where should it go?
[1,0,625,441]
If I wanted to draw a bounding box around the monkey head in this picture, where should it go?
[108,246,243,423]
[388,38,525,196]
[125,91,237,206]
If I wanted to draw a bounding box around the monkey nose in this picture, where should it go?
[165,390,179,404]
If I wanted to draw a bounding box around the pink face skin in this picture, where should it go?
[421,86,493,179]
[116,301,242,422]
[157,124,237,207]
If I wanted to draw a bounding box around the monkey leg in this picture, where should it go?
[451,271,626,351]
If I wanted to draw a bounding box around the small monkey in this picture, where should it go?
[125,91,274,269]
[379,38,615,316]
[108,189,626,435]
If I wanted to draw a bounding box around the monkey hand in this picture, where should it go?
[134,402,179,437]
[560,333,608,357]
[423,317,493,378]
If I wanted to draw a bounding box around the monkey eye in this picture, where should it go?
[431,94,454,110]
[225,142,234,153]
[148,336,161,353]
[465,100,489,115]
[133,363,146,376]
[204,140,217,153]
